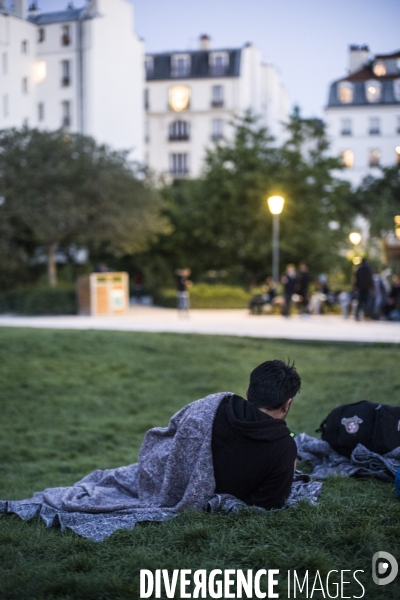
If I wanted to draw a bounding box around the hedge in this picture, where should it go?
[155,283,251,309]
[0,287,77,316]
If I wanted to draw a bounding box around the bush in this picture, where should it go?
[155,283,251,309]
[0,287,77,315]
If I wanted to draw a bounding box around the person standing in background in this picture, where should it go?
[281,264,297,317]
[175,268,192,314]
[354,258,374,321]
[296,262,310,314]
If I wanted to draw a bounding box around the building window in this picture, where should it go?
[38,28,45,43]
[340,118,352,136]
[171,54,190,78]
[397,116,400,134]
[169,85,190,112]
[35,61,47,83]
[212,85,224,108]
[369,149,381,167]
[144,88,149,110]
[211,118,224,140]
[62,101,71,127]
[369,117,380,135]
[338,82,354,104]
[340,149,354,169]
[145,121,149,143]
[209,52,228,77]
[62,25,71,46]
[2,52,7,75]
[22,77,28,94]
[373,61,386,77]
[38,103,44,122]
[169,120,189,141]
[21,40,28,54]
[2,95,8,118]
[394,80,400,102]
[170,153,189,175]
[145,56,154,78]
[365,80,382,103]
[62,60,71,87]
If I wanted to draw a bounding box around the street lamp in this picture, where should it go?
[267,195,285,283]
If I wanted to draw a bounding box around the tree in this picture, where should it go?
[350,164,400,238]
[146,111,353,286]
[0,128,168,287]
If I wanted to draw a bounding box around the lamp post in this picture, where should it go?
[267,195,285,283]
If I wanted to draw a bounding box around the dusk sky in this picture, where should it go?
[40,0,399,117]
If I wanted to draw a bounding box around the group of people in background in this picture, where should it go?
[250,260,400,321]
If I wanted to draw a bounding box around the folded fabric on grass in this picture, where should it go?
[295,433,400,482]
[1,393,321,542]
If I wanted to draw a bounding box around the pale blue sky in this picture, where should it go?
[39,0,399,117]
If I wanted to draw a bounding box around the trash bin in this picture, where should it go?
[77,272,129,316]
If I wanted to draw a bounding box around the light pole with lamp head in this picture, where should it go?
[267,195,285,284]
[349,232,362,265]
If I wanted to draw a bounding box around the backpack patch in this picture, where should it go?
[341,416,363,434]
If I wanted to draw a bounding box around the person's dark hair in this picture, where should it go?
[247,360,301,410]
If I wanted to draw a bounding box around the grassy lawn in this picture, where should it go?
[0,327,399,600]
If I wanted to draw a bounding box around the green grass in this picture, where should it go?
[0,328,400,600]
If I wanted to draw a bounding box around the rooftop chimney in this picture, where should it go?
[199,34,211,51]
[28,2,40,14]
[11,0,27,17]
[348,44,370,74]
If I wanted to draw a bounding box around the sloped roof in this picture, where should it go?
[146,48,242,81]
[28,8,84,25]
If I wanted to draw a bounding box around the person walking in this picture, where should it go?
[354,258,374,321]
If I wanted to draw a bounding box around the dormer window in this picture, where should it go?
[373,61,386,77]
[145,56,154,78]
[209,52,228,77]
[171,54,191,78]
[338,82,354,104]
[62,25,71,47]
[365,80,382,103]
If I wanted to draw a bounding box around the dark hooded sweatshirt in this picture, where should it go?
[211,394,297,510]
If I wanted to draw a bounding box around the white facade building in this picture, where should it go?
[325,46,400,187]
[0,0,144,160]
[145,36,290,179]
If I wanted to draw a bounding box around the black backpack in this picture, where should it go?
[316,400,400,458]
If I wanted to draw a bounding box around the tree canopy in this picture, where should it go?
[146,111,353,286]
[0,127,168,287]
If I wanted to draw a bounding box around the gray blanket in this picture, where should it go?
[295,433,400,482]
[1,393,320,542]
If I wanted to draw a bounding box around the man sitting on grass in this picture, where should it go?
[212,359,301,510]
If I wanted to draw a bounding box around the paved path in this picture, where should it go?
[0,307,400,343]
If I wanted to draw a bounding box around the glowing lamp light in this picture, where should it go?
[35,61,47,83]
[396,147,400,155]
[349,232,362,246]
[267,195,285,215]
[394,215,400,224]
[353,256,362,265]
[396,226,400,241]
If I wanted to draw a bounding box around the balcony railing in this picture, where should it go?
[62,34,71,46]
[211,133,223,141]
[62,116,71,127]
[210,66,227,77]
[369,128,380,135]
[62,77,70,87]
[341,129,352,136]
[211,100,224,108]
[169,133,189,141]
